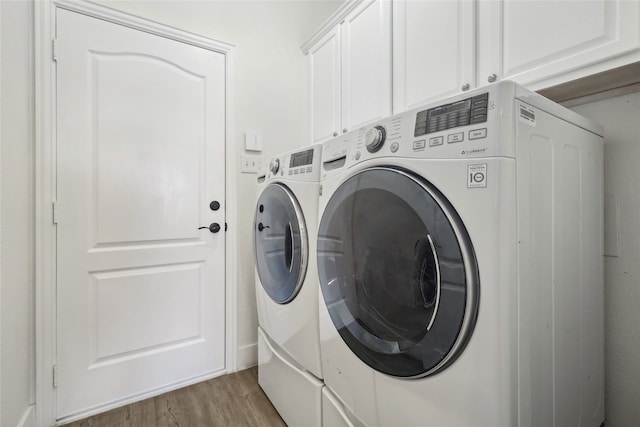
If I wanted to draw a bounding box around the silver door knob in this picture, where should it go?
[488,74,497,83]
[461,83,470,91]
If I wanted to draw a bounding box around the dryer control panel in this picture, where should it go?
[264,144,322,182]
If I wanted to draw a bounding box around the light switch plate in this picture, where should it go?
[241,154,263,174]
[244,131,262,152]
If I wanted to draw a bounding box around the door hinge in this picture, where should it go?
[53,365,58,388]
[52,39,58,62]
[52,201,58,224]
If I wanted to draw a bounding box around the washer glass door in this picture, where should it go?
[254,183,307,304]
[317,167,479,377]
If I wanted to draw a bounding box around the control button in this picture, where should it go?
[469,128,487,140]
[293,169,299,175]
[413,140,426,151]
[390,142,399,152]
[355,151,361,160]
[299,168,305,174]
[306,166,313,173]
[288,170,293,175]
[429,136,444,147]
[448,132,464,144]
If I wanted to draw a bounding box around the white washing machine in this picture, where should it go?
[316,81,604,426]
[254,144,324,426]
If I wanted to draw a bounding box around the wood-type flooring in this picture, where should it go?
[61,367,286,427]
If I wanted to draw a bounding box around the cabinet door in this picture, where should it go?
[308,27,342,143]
[479,0,640,90]
[341,0,392,132]
[393,0,475,112]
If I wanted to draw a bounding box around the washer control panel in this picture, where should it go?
[347,86,505,163]
[415,93,488,136]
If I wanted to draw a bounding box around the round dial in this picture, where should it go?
[365,126,386,153]
[269,158,280,175]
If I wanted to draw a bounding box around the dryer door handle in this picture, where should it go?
[285,222,294,273]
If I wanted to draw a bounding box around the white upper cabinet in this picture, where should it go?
[308,27,342,143]
[305,0,640,123]
[304,0,392,143]
[479,0,640,90]
[342,0,392,131]
[393,0,475,112]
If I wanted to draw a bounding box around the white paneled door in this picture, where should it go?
[55,9,226,418]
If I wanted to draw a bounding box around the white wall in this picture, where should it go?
[0,2,339,425]
[0,1,37,426]
[570,93,640,426]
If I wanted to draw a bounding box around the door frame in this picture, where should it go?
[35,1,237,424]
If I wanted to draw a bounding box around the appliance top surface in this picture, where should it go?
[320,80,602,173]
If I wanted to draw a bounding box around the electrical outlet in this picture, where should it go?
[241,154,263,174]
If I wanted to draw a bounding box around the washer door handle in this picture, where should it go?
[425,234,441,331]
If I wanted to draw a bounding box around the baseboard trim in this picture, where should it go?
[16,405,36,427]
[236,342,258,370]
[54,369,226,425]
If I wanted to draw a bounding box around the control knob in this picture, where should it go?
[269,158,280,175]
[365,126,386,153]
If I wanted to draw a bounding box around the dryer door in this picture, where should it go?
[317,167,479,378]
[254,183,308,304]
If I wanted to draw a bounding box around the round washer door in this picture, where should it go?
[254,183,308,304]
[317,166,479,378]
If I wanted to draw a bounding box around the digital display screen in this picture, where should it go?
[290,149,314,167]
[428,99,471,117]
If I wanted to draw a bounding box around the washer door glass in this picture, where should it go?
[317,167,479,378]
[254,183,308,304]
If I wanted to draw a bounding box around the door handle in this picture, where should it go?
[199,223,221,233]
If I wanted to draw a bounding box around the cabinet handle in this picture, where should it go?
[488,74,497,83]
[343,128,348,133]
[333,131,338,137]
[461,83,470,91]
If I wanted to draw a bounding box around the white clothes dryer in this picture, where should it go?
[316,81,604,426]
[254,144,323,426]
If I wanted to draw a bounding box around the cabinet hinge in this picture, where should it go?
[52,201,58,224]
[53,365,58,388]
[52,39,58,62]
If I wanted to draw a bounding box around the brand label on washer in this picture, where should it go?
[468,164,487,188]
[518,102,536,127]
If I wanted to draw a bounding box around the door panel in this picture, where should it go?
[342,0,391,131]
[309,27,342,143]
[56,9,226,418]
[393,0,475,111]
